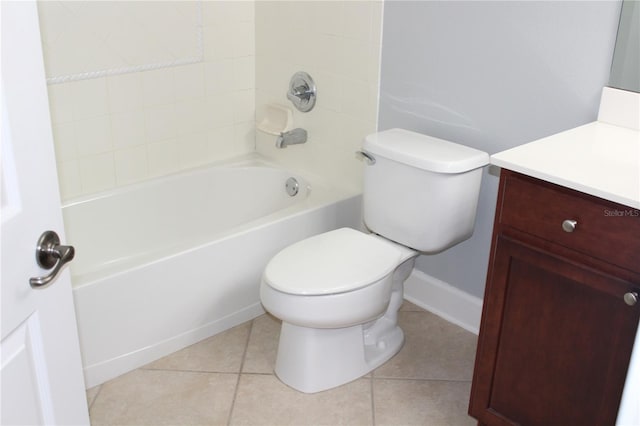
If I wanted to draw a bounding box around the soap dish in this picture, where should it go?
[257,104,293,135]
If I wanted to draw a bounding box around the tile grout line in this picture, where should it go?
[226,317,255,426]
[370,372,376,426]
[87,384,104,413]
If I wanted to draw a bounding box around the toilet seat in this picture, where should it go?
[263,228,413,296]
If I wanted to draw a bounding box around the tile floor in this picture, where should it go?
[86,302,478,425]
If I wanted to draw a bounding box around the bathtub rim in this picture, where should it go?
[63,153,360,287]
[61,152,338,208]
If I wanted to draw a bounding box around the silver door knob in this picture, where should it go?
[562,219,577,233]
[29,230,75,289]
[624,292,638,306]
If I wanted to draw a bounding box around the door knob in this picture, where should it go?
[29,230,75,289]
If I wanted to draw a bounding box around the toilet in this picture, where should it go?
[260,128,489,393]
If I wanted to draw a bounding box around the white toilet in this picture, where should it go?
[260,128,489,393]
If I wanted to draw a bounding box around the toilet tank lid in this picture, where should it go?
[363,128,489,173]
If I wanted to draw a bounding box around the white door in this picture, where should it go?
[1,1,89,424]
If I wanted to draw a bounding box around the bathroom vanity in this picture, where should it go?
[468,88,640,425]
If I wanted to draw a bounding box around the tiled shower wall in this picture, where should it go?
[41,1,383,201]
[40,1,256,200]
[255,1,383,192]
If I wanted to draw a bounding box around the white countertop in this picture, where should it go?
[491,121,640,209]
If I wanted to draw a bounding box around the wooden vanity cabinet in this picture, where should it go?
[469,170,640,426]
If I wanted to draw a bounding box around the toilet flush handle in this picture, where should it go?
[355,151,376,165]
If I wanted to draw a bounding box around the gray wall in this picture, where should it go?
[379,1,621,298]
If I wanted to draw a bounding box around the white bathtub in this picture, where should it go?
[64,155,361,387]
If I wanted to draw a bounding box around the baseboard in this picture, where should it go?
[404,269,483,335]
[82,303,265,388]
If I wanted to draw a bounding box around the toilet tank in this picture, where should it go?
[362,128,489,253]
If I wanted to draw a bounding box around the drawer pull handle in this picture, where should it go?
[561,219,577,233]
[624,292,638,306]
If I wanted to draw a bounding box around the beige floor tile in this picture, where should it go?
[374,379,475,426]
[143,322,251,373]
[230,374,373,425]
[374,311,477,381]
[85,385,101,408]
[90,369,237,426]
[400,300,425,312]
[242,314,281,374]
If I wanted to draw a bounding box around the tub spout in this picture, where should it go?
[276,128,307,148]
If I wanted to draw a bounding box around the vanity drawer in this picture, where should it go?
[499,171,640,273]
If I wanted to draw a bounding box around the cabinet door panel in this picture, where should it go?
[470,235,640,426]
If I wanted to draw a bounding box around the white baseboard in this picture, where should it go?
[404,269,483,335]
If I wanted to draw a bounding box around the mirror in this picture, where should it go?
[609,0,640,92]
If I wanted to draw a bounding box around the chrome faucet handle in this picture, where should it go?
[287,72,316,112]
[287,85,313,102]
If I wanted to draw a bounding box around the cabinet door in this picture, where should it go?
[469,234,640,426]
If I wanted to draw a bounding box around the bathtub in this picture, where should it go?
[64,155,361,387]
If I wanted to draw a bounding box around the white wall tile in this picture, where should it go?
[144,104,177,143]
[310,2,345,36]
[179,132,209,168]
[229,1,255,24]
[37,1,69,46]
[340,38,374,83]
[147,138,181,177]
[70,78,109,120]
[75,116,112,157]
[141,68,175,107]
[47,83,75,124]
[202,1,228,27]
[56,160,83,200]
[205,93,236,128]
[233,89,255,123]
[203,24,236,60]
[207,125,237,158]
[111,111,145,149]
[313,72,342,113]
[311,34,341,74]
[342,2,373,41]
[341,78,376,122]
[174,98,207,136]
[204,59,235,96]
[232,21,255,57]
[370,1,384,45]
[235,122,256,153]
[114,145,148,186]
[52,122,77,162]
[233,56,255,90]
[107,73,143,113]
[78,153,116,194]
[174,63,206,102]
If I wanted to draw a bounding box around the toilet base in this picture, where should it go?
[274,321,404,394]
[270,256,416,393]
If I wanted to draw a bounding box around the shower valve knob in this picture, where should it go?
[287,72,316,113]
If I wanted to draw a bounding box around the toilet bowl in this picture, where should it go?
[260,128,489,393]
[260,228,418,393]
